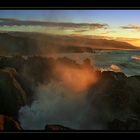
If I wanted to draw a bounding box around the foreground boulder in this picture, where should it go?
[88,71,140,130]
[0,68,27,119]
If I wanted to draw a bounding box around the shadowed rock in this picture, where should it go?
[88,71,140,130]
[0,115,22,131]
[0,68,27,119]
[45,124,72,130]
[108,117,140,130]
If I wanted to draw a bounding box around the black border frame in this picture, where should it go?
[0,1,140,134]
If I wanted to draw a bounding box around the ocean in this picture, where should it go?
[47,50,140,76]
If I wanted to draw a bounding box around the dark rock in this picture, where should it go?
[88,70,140,129]
[0,68,27,119]
[108,119,126,130]
[45,124,72,130]
[108,117,140,130]
[0,115,22,131]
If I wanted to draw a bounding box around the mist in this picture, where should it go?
[19,81,95,130]
[18,60,104,130]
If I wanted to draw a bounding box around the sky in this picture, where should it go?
[1,10,140,46]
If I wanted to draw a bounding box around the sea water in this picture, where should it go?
[47,50,140,76]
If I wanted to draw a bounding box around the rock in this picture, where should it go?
[125,76,140,116]
[0,115,22,131]
[0,68,27,119]
[45,124,72,130]
[108,119,126,130]
[88,71,140,129]
[108,117,140,130]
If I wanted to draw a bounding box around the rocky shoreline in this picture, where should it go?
[0,56,140,131]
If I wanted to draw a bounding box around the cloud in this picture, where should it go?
[121,24,140,31]
[115,37,140,42]
[72,29,89,33]
[0,18,18,21]
[60,23,108,29]
[0,18,109,30]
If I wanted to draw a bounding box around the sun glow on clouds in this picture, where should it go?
[0,23,140,47]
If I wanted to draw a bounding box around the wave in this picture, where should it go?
[99,64,121,73]
[110,64,121,72]
[131,55,140,61]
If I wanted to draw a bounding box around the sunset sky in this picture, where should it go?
[0,10,140,47]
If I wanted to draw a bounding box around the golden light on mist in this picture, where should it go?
[54,62,98,92]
